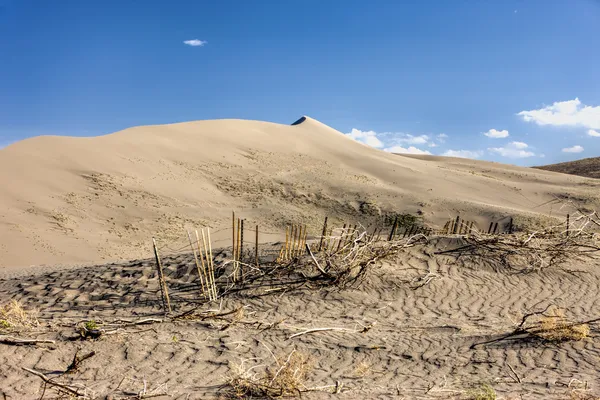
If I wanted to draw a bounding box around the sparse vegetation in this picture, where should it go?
[465,383,497,400]
[527,306,590,342]
[0,300,39,331]
[225,350,313,398]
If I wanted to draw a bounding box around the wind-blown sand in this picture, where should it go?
[1,116,598,268]
[1,117,600,399]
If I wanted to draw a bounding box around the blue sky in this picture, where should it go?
[0,0,599,166]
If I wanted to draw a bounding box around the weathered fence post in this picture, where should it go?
[508,218,513,234]
[240,219,244,263]
[152,238,171,314]
[487,222,494,234]
[232,212,237,281]
[388,216,398,241]
[187,231,207,299]
[566,214,570,237]
[255,225,259,268]
[492,222,498,234]
[318,217,328,252]
[452,216,460,234]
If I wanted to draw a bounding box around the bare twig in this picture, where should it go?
[0,336,55,346]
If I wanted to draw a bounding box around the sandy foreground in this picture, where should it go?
[1,117,600,399]
[1,235,600,399]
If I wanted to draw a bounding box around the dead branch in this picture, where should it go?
[0,336,55,346]
[22,367,86,398]
[66,350,96,374]
[289,327,357,339]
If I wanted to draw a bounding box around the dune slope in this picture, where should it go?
[1,116,598,267]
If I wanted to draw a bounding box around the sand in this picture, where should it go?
[1,116,599,268]
[1,116,600,399]
[1,237,599,399]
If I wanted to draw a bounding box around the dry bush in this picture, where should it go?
[533,307,590,342]
[0,299,39,331]
[436,209,600,273]
[226,350,313,398]
[307,226,427,288]
[519,306,590,342]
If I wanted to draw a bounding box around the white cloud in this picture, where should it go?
[562,145,584,153]
[442,149,483,159]
[588,129,600,137]
[518,98,600,130]
[428,143,438,148]
[488,141,535,158]
[483,128,509,138]
[511,141,528,149]
[183,39,207,47]
[346,128,384,148]
[346,129,434,150]
[384,146,432,155]
[400,134,429,145]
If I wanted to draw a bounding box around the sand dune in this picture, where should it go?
[1,116,599,267]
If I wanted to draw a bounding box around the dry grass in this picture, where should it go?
[0,299,39,331]
[524,306,590,342]
[225,350,313,398]
[465,383,497,400]
[568,393,600,400]
[353,361,373,378]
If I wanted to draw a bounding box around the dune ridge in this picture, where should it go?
[1,116,598,268]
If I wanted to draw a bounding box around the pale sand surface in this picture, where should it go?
[1,117,600,399]
[1,116,599,268]
[1,238,599,399]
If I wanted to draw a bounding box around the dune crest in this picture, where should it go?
[0,116,598,267]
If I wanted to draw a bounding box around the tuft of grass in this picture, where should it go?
[353,361,373,378]
[0,300,39,331]
[530,307,590,342]
[84,320,98,331]
[226,350,312,398]
[465,383,496,400]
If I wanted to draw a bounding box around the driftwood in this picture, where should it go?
[0,336,55,346]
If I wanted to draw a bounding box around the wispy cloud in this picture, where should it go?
[562,145,584,153]
[442,149,483,159]
[398,134,429,145]
[488,141,535,158]
[346,128,384,148]
[385,145,432,155]
[518,98,600,130]
[483,128,509,138]
[345,128,435,149]
[183,39,207,47]
[588,129,600,137]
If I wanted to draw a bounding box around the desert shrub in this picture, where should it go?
[526,306,590,342]
[226,350,312,398]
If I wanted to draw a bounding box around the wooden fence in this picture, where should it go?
[151,210,566,314]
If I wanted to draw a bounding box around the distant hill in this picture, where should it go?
[533,157,600,179]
